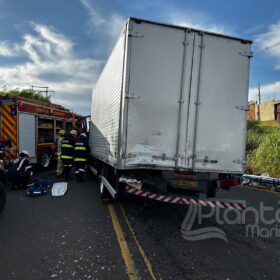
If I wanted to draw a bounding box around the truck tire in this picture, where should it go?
[116,183,127,201]
[0,183,6,213]
[207,181,217,198]
[41,149,52,170]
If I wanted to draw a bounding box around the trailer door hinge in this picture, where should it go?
[233,159,246,165]
[235,105,249,111]
[239,51,253,58]
[128,30,144,38]
[195,156,218,165]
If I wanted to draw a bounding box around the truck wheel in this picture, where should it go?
[207,181,217,198]
[116,183,127,201]
[0,183,6,213]
[41,150,52,170]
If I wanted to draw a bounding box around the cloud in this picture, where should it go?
[166,9,231,35]
[170,17,228,35]
[248,21,280,102]
[0,24,102,114]
[80,0,125,39]
[249,81,280,101]
[255,21,280,69]
[0,0,127,115]
[0,41,20,57]
[0,1,235,115]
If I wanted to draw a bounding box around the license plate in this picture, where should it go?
[173,179,197,187]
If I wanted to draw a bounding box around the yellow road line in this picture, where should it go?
[120,205,158,280]
[108,203,138,280]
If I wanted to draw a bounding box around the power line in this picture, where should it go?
[31,85,55,99]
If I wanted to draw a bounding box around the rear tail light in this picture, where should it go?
[217,178,241,189]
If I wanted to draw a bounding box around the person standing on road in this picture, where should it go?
[56,129,65,177]
[61,130,77,180]
[74,133,90,182]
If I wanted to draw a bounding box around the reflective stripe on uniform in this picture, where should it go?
[62,144,73,148]
[17,158,26,171]
[74,158,87,162]
[61,155,73,159]
[74,147,86,150]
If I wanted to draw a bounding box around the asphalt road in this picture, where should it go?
[0,172,280,280]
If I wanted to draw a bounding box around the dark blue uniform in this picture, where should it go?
[8,156,32,189]
[74,136,90,182]
[61,135,75,180]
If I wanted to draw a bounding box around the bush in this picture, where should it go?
[246,124,270,154]
[0,89,50,102]
[247,120,260,130]
[246,129,263,153]
[246,128,280,177]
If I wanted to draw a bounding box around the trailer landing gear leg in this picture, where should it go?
[140,192,150,210]
[100,180,112,204]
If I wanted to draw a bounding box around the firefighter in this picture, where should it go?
[74,133,90,182]
[56,129,65,177]
[8,150,33,189]
[61,130,77,180]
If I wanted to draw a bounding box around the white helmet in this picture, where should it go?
[70,129,77,136]
[80,133,87,138]
[21,150,29,156]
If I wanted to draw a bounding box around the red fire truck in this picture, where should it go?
[0,96,77,168]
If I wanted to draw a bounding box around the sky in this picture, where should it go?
[0,0,280,115]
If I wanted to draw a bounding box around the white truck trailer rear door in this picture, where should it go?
[124,19,251,174]
[184,33,251,173]
[124,21,187,168]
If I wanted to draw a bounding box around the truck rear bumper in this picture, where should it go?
[125,185,246,210]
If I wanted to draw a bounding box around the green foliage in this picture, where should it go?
[246,125,267,153]
[246,123,280,177]
[246,129,263,153]
[0,89,50,102]
[258,120,278,127]
[247,120,260,131]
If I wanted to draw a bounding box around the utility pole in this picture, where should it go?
[31,85,55,100]
[45,87,49,99]
[257,83,261,121]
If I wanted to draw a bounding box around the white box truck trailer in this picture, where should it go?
[89,18,252,209]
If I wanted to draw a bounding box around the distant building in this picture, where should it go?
[247,100,280,122]
[247,101,257,120]
[259,100,280,121]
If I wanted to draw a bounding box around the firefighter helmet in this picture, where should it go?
[21,150,29,157]
[58,129,65,136]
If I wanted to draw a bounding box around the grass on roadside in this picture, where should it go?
[246,121,280,177]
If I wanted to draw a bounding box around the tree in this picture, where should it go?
[0,88,50,102]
